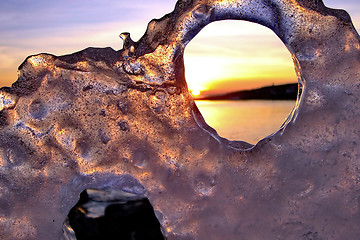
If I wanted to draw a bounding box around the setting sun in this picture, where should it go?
[184,20,298,97]
[191,89,201,96]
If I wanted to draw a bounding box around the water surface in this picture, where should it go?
[195,100,295,144]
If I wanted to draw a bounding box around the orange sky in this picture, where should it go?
[0,1,359,97]
[184,20,298,96]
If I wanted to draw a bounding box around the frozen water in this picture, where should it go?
[1,0,360,239]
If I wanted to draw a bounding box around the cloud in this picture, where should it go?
[0,0,359,90]
[0,0,176,86]
[0,0,175,32]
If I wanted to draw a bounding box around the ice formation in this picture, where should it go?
[1,0,360,239]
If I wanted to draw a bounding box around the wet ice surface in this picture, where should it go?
[75,189,145,219]
[1,0,360,239]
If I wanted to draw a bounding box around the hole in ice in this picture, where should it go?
[184,20,298,144]
[65,188,165,240]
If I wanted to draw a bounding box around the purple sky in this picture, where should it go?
[0,0,359,94]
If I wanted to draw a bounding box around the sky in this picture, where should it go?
[0,0,359,96]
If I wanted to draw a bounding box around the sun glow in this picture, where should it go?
[184,21,297,96]
[191,89,201,96]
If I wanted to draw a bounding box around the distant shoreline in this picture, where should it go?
[194,83,298,101]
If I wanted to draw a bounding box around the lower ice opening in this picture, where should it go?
[65,188,165,240]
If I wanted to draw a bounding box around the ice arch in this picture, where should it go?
[1,0,360,239]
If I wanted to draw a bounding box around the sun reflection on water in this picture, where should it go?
[195,100,295,144]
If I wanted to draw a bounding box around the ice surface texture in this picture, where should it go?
[1,0,360,239]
